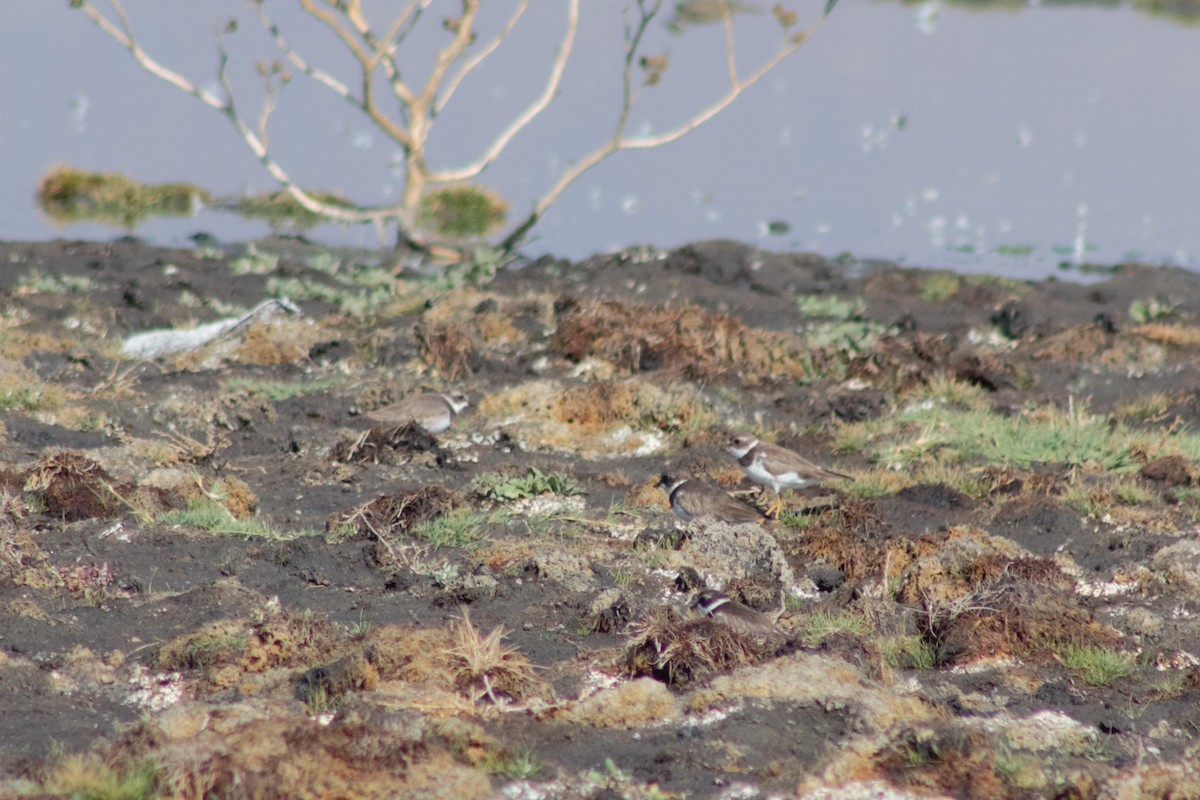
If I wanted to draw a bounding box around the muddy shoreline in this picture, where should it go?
[2,238,1200,799]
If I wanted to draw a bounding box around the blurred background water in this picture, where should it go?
[2,0,1198,279]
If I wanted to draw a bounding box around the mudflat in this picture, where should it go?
[2,237,1199,799]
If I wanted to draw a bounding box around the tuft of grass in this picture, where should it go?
[912,463,988,498]
[1150,672,1187,700]
[37,164,209,229]
[304,684,344,716]
[920,272,961,302]
[159,498,281,540]
[411,509,489,550]
[778,509,818,529]
[907,372,988,411]
[16,270,95,295]
[882,635,937,670]
[833,418,888,456]
[842,469,902,499]
[228,244,279,275]
[231,189,353,231]
[1128,296,1177,324]
[1117,392,1173,423]
[796,609,870,647]
[43,754,160,800]
[1059,643,1134,686]
[796,294,866,321]
[417,185,508,239]
[481,747,542,780]
[583,758,671,799]
[993,739,1047,791]
[1111,480,1157,507]
[264,259,400,319]
[0,374,67,412]
[875,402,1200,471]
[447,608,543,704]
[474,467,584,503]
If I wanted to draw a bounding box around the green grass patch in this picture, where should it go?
[37,164,209,229]
[16,270,95,295]
[882,635,937,670]
[796,294,866,321]
[411,509,489,550]
[906,373,989,410]
[796,609,870,647]
[160,498,281,540]
[228,244,280,275]
[793,294,888,356]
[1059,643,1134,686]
[0,377,66,412]
[919,272,961,302]
[842,471,900,499]
[43,755,160,800]
[1111,480,1158,506]
[481,747,542,780]
[304,684,344,716]
[265,258,400,319]
[872,403,1200,470]
[231,189,354,231]
[417,185,508,239]
[1062,483,1110,517]
[1129,295,1178,324]
[474,467,584,503]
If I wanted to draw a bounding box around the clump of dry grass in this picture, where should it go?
[479,377,714,457]
[328,485,463,568]
[415,322,474,380]
[552,296,817,383]
[328,421,444,465]
[623,607,775,688]
[919,577,1119,667]
[23,449,129,522]
[1130,322,1200,348]
[446,609,545,706]
[156,609,343,694]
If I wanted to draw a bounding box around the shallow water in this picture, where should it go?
[3,0,1198,279]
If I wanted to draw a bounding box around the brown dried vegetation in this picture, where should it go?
[329,421,444,465]
[624,607,778,688]
[552,297,817,382]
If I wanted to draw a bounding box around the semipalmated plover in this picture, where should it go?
[658,473,764,524]
[690,589,779,637]
[366,391,469,434]
[726,434,851,518]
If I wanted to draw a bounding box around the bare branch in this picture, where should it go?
[721,0,738,87]
[501,4,830,252]
[255,70,282,150]
[253,3,352,99]
[297,0,370,64]
[430,0,578,184]
[254,1,413,147]
[76,0,226,111]
[76,0,406,230]
[437,0,530,113]
[416,1,481,117]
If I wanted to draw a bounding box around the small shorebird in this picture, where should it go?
[726,434,851,518]
[690,589,779,637]
[366,391,469,434]
[658,474,765,524]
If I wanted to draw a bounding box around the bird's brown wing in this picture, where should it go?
[366,394,447,427]
[759,443,850,481]
[682,483,764,522]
